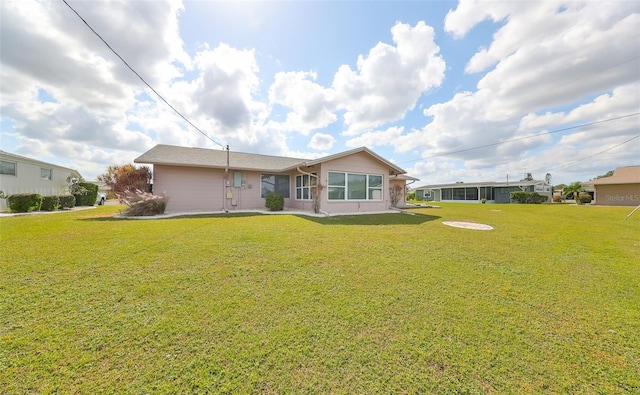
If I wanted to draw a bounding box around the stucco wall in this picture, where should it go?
[155,165,225,213]
[593,184,640,206]
[316,152,393,214]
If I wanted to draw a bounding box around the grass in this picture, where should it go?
[1,203,639,393]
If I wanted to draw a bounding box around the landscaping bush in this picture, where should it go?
[265,193,284,211]
[74,182,99,206]
[578,192,593,204]
[40,196,59,211]
[7,193,42,213]
[552,195,564,203]
[407,192,416,201]
[58,195,76,209]
[510,191,548,204]
[120,189,167,216]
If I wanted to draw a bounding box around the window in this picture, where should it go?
[261,174,290,198]
[1,160,16,176]
[296,174,316,200]
[328,172,383,201]
[41,168,52,181]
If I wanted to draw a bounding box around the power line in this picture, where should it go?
[61,0,224,148]
[547,134,640,172]
[400,112,640,164]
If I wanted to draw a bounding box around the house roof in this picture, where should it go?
[134,144,307,172]
[583,166,640,186]
[0,150,80,175]
[134,144,411,175]
[412,180,547,190]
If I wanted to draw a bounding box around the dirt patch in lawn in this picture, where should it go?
[442,221,493,230]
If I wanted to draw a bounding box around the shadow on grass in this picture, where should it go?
[79,212,266,221]
[296,212,440,226]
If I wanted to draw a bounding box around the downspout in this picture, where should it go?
[223,145,229,212]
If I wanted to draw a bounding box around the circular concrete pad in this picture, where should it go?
[442,221,493,230]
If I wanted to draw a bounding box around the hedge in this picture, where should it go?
[40,196,60,211]
[7,193,43,213]
[58,195,76,209]
[265,193,284,211]
[510,191,548,204]
[74,182,99,206]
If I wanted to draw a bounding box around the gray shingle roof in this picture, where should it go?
[134,144,411,176]
[134,144,307,172]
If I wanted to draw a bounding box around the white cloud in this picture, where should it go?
[308,133,335,151]
[267,71,337,134]
[392,1,640,184]
[333,21,446,135]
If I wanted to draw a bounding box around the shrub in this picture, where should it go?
[265,193,284,211]
[58,195,76,209]
[552,195,564,203]
[40,196,60,211]
[120,189,167,216]
[510,191,548,204]
[7,193,42,213]
[74,182,99,206]
[407,192,416,201]
[578,193,593,204]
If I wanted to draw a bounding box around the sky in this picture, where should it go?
[1,0,639,186]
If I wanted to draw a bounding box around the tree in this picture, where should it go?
[562,181,583,199]
[97,164,152,199]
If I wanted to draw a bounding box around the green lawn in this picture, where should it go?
[1,203,639,393]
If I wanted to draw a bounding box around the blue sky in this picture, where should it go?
[1,0,638,185]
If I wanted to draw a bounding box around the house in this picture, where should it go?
[412,179,552,203]
[0,150,81,211]
[582,166,640,206]
[134,144,418,215]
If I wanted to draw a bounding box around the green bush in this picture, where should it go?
[510,191,548,204]
[74,182,99,206]
[58,195,76,209]
[40,196,60,211]
[265,193,284,211]
[407,192,416,201]
[578,193,593,204]
[7,193,43,213]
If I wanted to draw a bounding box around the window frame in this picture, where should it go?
[295,173,317,201]
[327,171,384,201]
[0,160,17,176]
[41,168,53,181]
[260,174,290,198]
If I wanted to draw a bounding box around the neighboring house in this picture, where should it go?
[0,150,81,211]
[412,180,552,203]
[134,144,418,215]
[583,165,640,207]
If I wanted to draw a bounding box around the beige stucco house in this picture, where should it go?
[583,165,640,206]
[134,144,418,215]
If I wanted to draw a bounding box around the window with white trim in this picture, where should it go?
[1,160,16,176]
[41,168,52,181]
[328,172,383,201]
[295,173,316,200]
[261,174,290,198]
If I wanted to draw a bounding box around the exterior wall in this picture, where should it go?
[0,159,74,211]
[389,178,407,207]
[316,152,393,214]
[155,165,225,213]
[593,184,640,206]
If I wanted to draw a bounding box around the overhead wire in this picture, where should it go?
[61,0,224,148]
[398,112,640,163]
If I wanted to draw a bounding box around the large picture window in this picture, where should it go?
[296,174,316,200]
[261,174,290,198]
[328,172,383,201]
[1,160,16,176]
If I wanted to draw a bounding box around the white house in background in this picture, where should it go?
[412,179,553,203]
[0,150,81,211]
